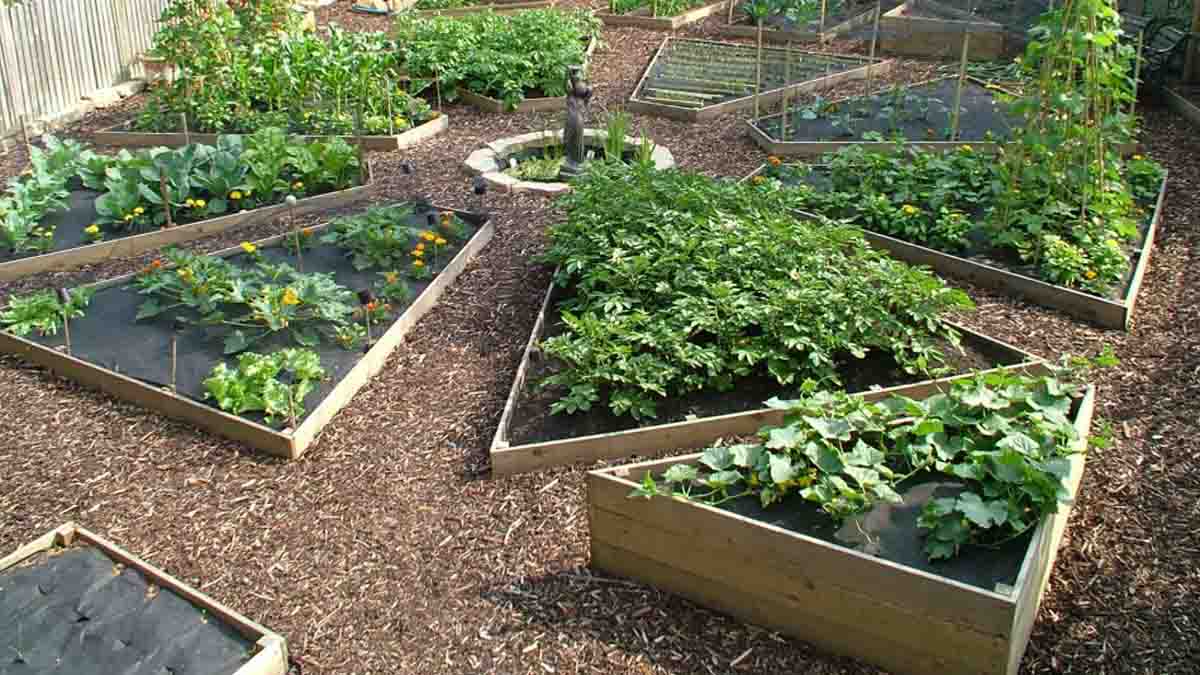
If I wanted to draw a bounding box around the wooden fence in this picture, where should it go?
[0,0,168,144]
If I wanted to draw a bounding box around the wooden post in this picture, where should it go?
[160,175,174,228]
[950,31,970,140]
[783,40,792,141]
[820,0,826,34]
[1130,29,1144,118]
[728,0,737,25]
[754,19,764,119]
[866,1,881,97]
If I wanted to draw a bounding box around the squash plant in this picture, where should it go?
[541,163,973,421]
[634,367,1095,561]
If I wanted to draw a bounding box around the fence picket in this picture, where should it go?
[0,0,167,144]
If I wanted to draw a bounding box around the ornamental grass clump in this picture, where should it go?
[540,163,974,421]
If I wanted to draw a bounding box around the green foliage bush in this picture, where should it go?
[539,162,975,421]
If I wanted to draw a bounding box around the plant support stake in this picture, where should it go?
[180,113,190,145]
[160,175,174,228]
[867,0,881,97]
[949,22,971,140]
[1130,29,1144,117]
[57,289,72,357]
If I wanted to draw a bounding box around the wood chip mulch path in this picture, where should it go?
[1,4,1198,673]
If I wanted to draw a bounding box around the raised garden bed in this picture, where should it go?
[463,129,674,195]
[92,114,449,152]
[628,37,892,121]
[597,0,729,30]
[0,164,372,283]
[0,203,492,458]
[408,0,557,17]
[1,522,288,675]
[454,36,598,113]
[489,278,1049,475]
[875,0,1010,60]
[746,162,1169,329]
[586,382,1095,675]
[747,75,1019,156]
[1164,85,1200,130]
[721,0,888,43]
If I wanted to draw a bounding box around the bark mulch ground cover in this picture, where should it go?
[1,3,1198,673]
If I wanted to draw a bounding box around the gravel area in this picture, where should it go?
[1,3,1198,674]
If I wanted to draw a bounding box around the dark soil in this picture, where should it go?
[506,284,1018,447]
[1,545,253,675]
[756,76,1017,141]
[1,3,1198,674]
[23,205,482,429]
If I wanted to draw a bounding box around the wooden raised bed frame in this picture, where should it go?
[628,38,894,122]
[455,37,598,113]
[743,164,1168,330]
[409,0,556,17]
[91,113,449,152]
[720,3,876,43]
[878,0,1010,60]
[1,522,288,675]
[597,0,728,30]
[587,384,1095,675]
[489,278,1050,476]
[1164,86,1200,130]
[0,206,493,459]
[0,162,374,283]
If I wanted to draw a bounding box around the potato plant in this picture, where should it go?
[540,163,974,421]
[393,9,601,109]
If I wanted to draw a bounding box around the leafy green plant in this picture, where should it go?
[632,370,1091,561]
[393,9,600,110]
[602,110,630,161]
[319,204,420,271]
[540,163,973,421]
[133,246,359,354]
[0,288,94,337]
[203,348,325,427]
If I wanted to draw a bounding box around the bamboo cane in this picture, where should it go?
[949,32,970,140]
[783,40,793,141]
[1129,29,1144,118]
[180,112,190,145]
[866,0,881,97]
[754,18,764,119]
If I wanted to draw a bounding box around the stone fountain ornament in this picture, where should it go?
[558,65,593,182]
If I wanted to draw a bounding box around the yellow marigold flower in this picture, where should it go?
[1085,270,1097,280]
[435,237,447,246]
[185,199,195,207]
[282,287,300,305]
[901,204,919,215]
[413,259,425,268]
[422,231,436,242]
[84,224,100,235]
[133,206,145,215]
[194,199,206,208]
[177,268,193,280]
[230,191,243,200]
[240,242,257,254]
[384,271,399,284]
[752,175,766,185]
[292,181,304,190]
[411,248,424,258]
[124,214,134,222]
[767,156,782,167]
[1132,154,1144,161]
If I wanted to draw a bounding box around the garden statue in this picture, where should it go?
[559,65,593,181]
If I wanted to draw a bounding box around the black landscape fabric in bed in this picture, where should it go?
[26,206,484,428]
[0,546,253,675]
[718,475,1032,591]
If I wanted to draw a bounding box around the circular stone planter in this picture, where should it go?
[463,129,675,195]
